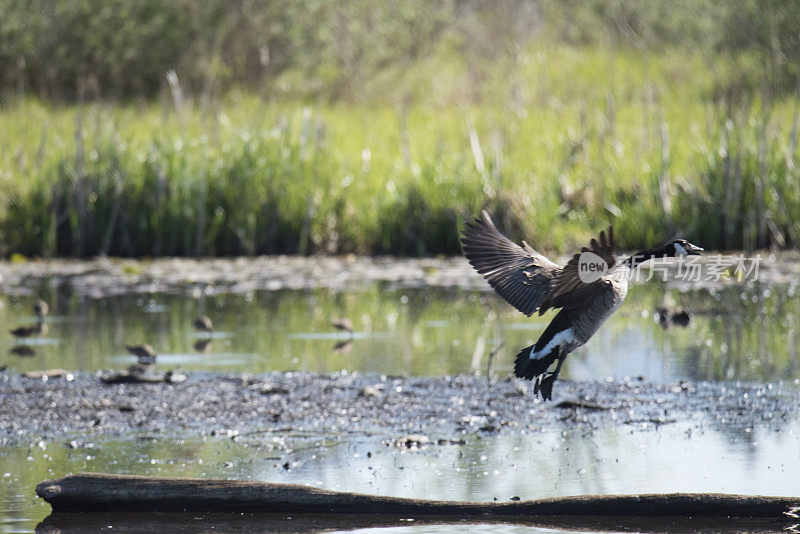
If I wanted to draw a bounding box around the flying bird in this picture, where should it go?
[461,211,702,400]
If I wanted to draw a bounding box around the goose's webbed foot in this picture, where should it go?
[534,355,565,401]
[534,373,557,401]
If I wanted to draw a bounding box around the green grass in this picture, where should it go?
[0,45,798,257]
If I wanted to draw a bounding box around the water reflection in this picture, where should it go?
[0,281,797,382]
[32,514,794,533]
[1,419,798,533]
[0,283,800,380]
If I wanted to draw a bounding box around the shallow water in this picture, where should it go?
[2,420,799,532]
[1,266,800,533]
[1,280,799,382]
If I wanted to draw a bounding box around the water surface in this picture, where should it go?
[2,419,799,532]
[1,268,799,533]
[1,280,798,382]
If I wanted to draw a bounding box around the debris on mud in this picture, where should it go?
[0,371,796,444]
[391,434,431,448]
[554,399,607,410]
[23,369,74,380]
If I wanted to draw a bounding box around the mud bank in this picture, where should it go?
[1,371,796,444]
[1,253,797,297]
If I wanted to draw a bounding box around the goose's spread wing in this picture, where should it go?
[461,211,560,316]
[538,226,616,314]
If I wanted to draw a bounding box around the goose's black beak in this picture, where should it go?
[685,242,703,255]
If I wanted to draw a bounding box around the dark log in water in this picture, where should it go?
[36,473,799,518]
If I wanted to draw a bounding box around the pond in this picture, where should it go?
[0,257,799,533]
[3,421,799,532]
[1,279,798,382]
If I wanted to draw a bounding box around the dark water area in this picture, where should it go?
[1,257,799,533]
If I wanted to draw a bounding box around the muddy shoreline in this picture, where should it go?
[1,253,797,297]
[1,370,796,445]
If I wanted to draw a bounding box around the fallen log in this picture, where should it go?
[37,473,799,518]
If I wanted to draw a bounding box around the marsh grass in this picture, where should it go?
[0,46,798,257]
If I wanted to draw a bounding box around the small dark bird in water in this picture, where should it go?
[461,211,703,401]
[656,307,691,329]
[331,318,354,334]
[193,338,213,353]
[10,322,47,338]
[33,299,49,319]
[671,309,691,327]
[126,344,157,365]
[10,344,36,357]
[193,316,214,332]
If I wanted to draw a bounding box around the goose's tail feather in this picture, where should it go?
[514,345,557,380]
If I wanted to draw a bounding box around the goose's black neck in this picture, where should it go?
[623,245,670,269]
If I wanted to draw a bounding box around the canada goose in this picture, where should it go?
[331,318,354,335]
[461,211,702,400]
[125,344,157,365]
[10,322,47,338]
[193,316,214,332]
[33,299,49,319]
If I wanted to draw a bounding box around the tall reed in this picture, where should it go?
[0,47,797,257]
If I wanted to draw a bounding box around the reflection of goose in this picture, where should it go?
[331,319,355,352]
[332,339,354,354]
[33,299,49,319]
[10,322,47,338]
[193,316,214,332]
[656,307,691,329]
[462,211,703,401]
[126,344,157,365]
[10,345,36,357]
[331,318,354,335]
[194,338,213,353]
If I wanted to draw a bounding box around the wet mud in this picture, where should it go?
[1,370,796,445]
